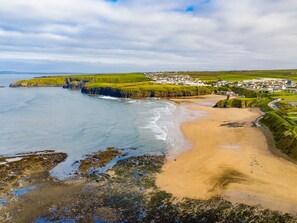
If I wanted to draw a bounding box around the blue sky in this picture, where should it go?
[0,0,297,73]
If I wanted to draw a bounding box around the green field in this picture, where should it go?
[10,73,214,98]
[277,103,297,125]
[175,70,297,82]
[270,92,297,103]
[10,73,148,87]
[10,69,297,87]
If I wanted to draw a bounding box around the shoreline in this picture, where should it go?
[157,95,297,214]
[1,95,297,221]
[2,150,294,222]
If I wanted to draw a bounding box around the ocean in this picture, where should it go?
[0,74,203,178]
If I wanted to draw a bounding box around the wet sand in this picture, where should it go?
[156,95,297,214]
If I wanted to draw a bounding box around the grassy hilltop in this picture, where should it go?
[10,69,297,86]
[10,73,214,98]
[9,73,148,87]
[176,69,297,82]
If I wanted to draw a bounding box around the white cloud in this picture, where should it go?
[0,0,297,72]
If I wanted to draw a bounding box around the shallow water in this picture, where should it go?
[0,74,204,178]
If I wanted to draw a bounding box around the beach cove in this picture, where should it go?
[0,74,197,179]
[157,95,297,214]
[1,77,297,221]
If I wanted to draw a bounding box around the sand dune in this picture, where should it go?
[156,95,297,214]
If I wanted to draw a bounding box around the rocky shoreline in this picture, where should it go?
[0,151,67,199]
[0,148,296,223]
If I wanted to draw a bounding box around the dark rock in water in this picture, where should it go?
[72,160,80,165]
[0,152,67,199]
[78,147,123,175]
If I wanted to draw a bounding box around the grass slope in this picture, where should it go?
[10,73,214,98]
[10,73,148,87]
[176,69,297,82]
[82,82,213,98]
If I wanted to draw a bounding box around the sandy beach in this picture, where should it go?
[156,95,297,214]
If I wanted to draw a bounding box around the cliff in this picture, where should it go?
[214,98,273,112]
[9,74,214,98]
[261,111,297,160]
[214,98,257,108]
[9,77,67,87]
[81,83,213,98]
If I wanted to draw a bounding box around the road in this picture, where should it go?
[268,98,281,111]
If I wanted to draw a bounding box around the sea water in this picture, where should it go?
[0,74,203,178]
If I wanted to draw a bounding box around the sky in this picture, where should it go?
[0,0,297,73]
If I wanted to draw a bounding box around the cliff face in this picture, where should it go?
[81,85,213,98]
[214,98,258,108]
[9,73,215,98]
[81,87,124,97]
[261,112,297,160]
[10,78,213,98]
[214,98,272,112]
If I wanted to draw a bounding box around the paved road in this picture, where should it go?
[268,98,281,111]
[255,98,281,127]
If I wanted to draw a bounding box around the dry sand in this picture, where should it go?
[156,95,297,214]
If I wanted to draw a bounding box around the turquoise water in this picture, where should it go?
[0,74,203,178]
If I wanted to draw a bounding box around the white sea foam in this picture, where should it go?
[6,157,23,162]
[126,100,141,104]
[141,107,168,142]
[97,95,121,101]
[141,100,206,156]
